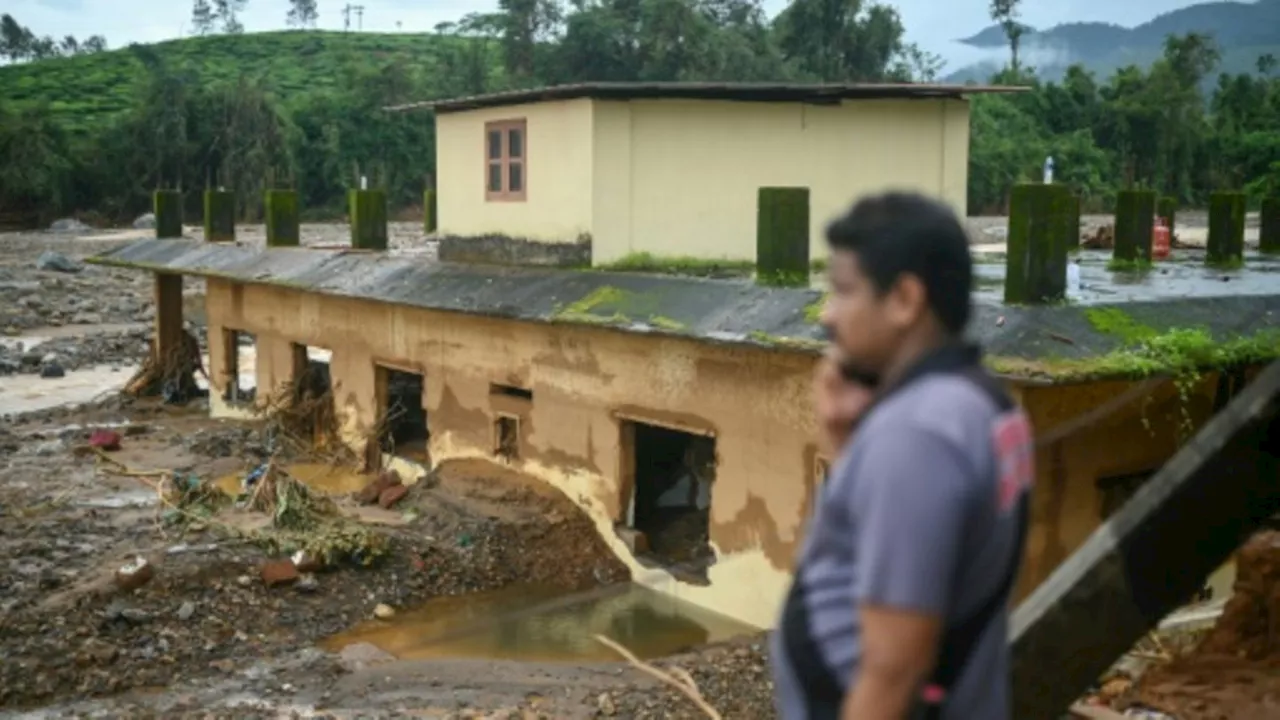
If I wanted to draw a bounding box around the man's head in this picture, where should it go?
[819,192,972,384]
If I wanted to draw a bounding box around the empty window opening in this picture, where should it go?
[378,367,429,463]
[494,414,520,461]
[223,330,257,405]
[626,421,716,575]
[290,345,336,447]
[490,383,533,401]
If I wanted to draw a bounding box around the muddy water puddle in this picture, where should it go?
[323,582,758,663]
[212,462,371,497]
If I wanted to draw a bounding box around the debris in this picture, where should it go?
[1082,224,1115,250]
[597,692,617,716]
[50,218,90,233]
[237,575,252,587]
[40,361,66,379]
[261,560,300,587]
[133,212,156,229]
[297,573,319,593]
[177,601,196,621]
[292,550,324,573]
[114,556,154,591]
[357,470,401,505]
[35,251,83,274]
[378,484,408,509]
[373,603,395,620]
[89,429,122,451]
[336,642,397,673]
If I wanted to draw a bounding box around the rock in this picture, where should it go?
[89,429,122,451]
[177,601,196,621]
[336,642,397,673]
[71,312,104,325]
[133,212,156,229]
[357,470,401,505]
[40,362,65,379]
[35,251,83,274]
[378,484,409,509]
[373,603,396,620]
[76,638,118,666]
[292,550,324,573]
[50,218,90,233]
[597,692,617,716]
[296,573,319,593]
[114,556,154,591]
[261,560,299,587]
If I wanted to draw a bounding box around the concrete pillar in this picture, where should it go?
[756,187,810,287]
[154,274,184,363]
[203,190,236,243]
[1260,196,1279,255]
[349,189,388,251]
[1207,191,1246,267]
[265,190,300,247]
[154,190,183,239]
[1004,183,1073,304]
[1113,189,1156,266]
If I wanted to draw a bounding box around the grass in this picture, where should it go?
[0,30,473,133]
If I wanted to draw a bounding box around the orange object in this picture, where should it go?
[1153,218,1171,260]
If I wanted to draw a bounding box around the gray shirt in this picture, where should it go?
[771,364,1034,719]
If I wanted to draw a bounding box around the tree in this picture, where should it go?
[1,14,32,62]
[192,0,216,35]
[287,0,320,29]
[60,36,80,55]
[774,0,907,82]
[989,0,1024,74]
[213,0,248,34]
[1257,53,1276,77]
[82,35,107,53]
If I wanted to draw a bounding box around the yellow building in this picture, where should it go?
[391,82,1020,266]
[92,238,1280,628]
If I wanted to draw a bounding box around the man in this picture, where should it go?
[771,192,1035,720]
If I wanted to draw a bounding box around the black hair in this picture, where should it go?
[825,191,972,335]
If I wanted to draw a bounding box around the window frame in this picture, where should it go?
[484,118,527,202]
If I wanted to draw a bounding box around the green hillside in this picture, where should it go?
[0,30,474,133]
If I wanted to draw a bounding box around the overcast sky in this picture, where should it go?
[9,0,1209,70]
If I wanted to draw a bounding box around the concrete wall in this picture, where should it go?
[204,279,1233,626]
[436,98,595,244]
[589,97,971,264]
[205,279,817,628]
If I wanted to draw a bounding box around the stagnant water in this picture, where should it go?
[323,582,760,663]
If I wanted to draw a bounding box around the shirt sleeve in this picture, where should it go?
[850,424,978,616]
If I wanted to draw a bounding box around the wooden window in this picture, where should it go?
[485,119,527,202]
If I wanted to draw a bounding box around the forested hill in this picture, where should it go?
[949,0,1280,83]
[0,31,469,133]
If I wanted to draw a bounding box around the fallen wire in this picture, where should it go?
[595,634,723,720]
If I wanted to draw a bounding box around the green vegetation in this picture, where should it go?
[803,294,827,324]
[597,253,754,278]
[423,189,438,235]
[647,315,685,331]
[1004,183,1073,304]
[1105,257,1154,273]
[1,5,1279,229]
[553,285,665,326]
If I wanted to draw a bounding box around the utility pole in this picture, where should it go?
[354,5,365,31]
[342,4,350,31]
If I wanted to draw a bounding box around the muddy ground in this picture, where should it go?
[2,218,1278,719]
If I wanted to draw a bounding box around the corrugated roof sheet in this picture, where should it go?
[89,239,1280,384]
[384,81,1030,113]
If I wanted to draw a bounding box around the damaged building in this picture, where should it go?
[90,234,1280,627]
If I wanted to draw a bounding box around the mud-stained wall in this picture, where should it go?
[203,278,1240,626]
[1015,375,1225,601]
[204,279,817,627]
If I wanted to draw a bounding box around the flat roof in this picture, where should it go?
[384,81,1031,114]
[88,239,1280,385]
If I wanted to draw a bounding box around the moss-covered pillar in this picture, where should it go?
[203,189,236,243]
[756,187,810,287]
[265,189,300,247]
[1206,191,1246,266]
[1113,189,1156,265]
[154,190,183,239]
[1158,196,1177,230]
[423,188,438,234]
[1004,183,1073,304]
[1260,196,1279,255]
[1067,192,1081,251]
[349,188,388,251]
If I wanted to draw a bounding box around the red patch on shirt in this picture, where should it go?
[992,410,1034,513]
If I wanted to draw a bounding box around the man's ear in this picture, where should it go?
[885,274,928,330]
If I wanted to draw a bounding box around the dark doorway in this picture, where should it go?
[223,329,257,406]
[378,366,429,463]
[627,422,716,575]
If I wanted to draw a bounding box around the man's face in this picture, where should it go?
[819,249,915,382]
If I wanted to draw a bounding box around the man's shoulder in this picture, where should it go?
[865,372,1002,442]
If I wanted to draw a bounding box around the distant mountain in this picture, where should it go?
[948,0,1280,84]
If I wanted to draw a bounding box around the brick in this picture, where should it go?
[261,560,299,587]
[356,469,401,505]
[378,484,409,509]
